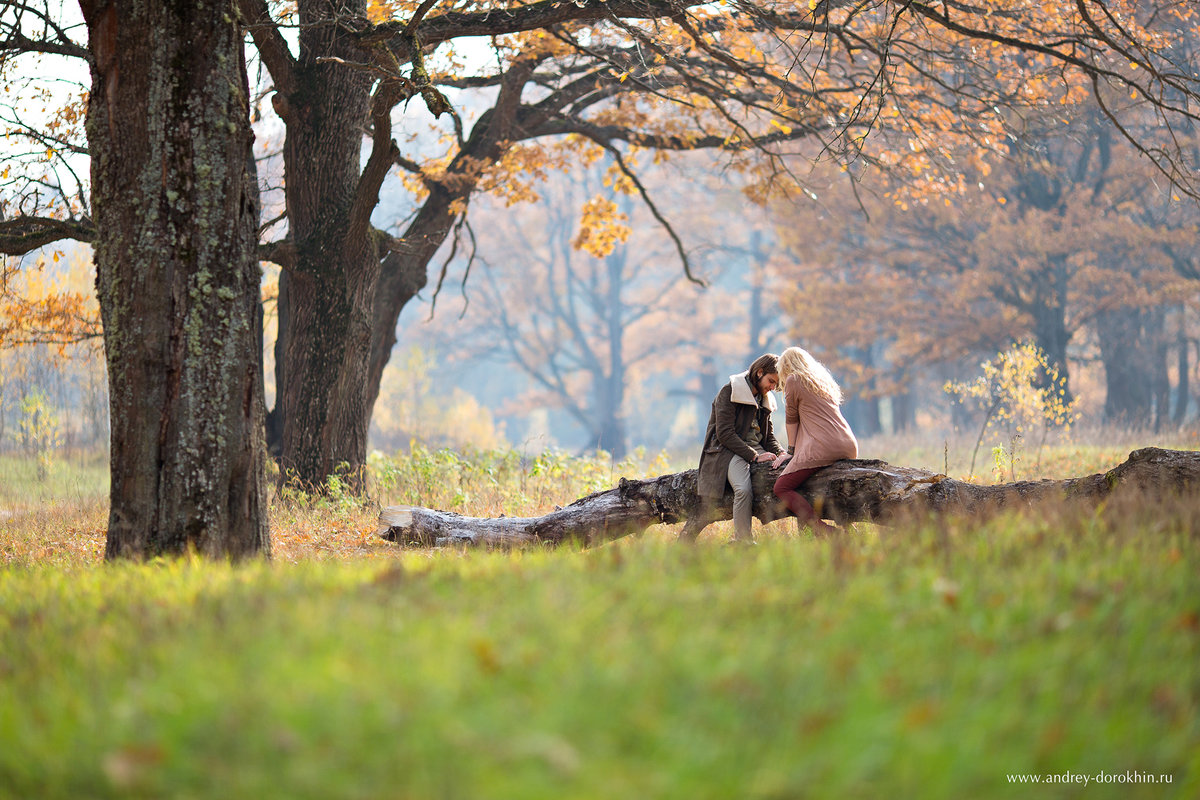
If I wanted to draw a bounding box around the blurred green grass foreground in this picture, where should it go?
[1,438,1198,799]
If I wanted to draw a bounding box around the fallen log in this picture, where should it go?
[378,447,1200,547]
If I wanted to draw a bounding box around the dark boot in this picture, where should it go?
[678,506,714,543]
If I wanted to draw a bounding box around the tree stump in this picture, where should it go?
[378,447,1200,547]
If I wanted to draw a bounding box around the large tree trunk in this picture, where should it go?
[272,0,377,489]
[83,0,268,559]
[274,46,531,488]
[379,448,1200,547]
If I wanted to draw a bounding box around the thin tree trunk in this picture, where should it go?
[596,245,628,458]
[365,185,463,424]
[1032,260,1072,402]
[695,359,719,439]
[83,0,268,559]
[1152,308,1170,431]
[363,65,539,443]
[1175,320,1190,426]
[379,448,1200,547]
[1097,307,1154,425]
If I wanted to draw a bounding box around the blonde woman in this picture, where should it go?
[771,346,858,534]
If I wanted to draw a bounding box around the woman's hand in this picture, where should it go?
[770,452,790,469]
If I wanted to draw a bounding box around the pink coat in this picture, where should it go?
[780,374,859,474]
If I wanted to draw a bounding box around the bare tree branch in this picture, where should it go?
[0,216,94,256]
[237,0,298,96]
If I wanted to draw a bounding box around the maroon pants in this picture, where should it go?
[773,467,821,522]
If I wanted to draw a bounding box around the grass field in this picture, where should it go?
[1,436,1198,798]
[0,451,108,509]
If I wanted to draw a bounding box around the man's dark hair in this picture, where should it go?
[748,353,779,382]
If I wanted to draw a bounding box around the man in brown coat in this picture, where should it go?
[680,353,783,544]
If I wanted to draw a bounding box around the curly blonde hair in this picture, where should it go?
[776,346,843,405]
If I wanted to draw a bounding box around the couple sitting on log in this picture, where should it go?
[682,347,859,544]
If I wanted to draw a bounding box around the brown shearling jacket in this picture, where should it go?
[696,372,782,498]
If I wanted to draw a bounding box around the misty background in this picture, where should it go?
[6,133,1196,468]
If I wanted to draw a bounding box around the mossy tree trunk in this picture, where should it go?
[82,0,269,559]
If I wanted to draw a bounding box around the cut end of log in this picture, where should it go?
[378,504,541,547]
[377,505,414,539]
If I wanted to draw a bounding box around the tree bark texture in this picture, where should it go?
[379,448,1200,547]
[272,0,378,488]
[252,18,544,488]
[268,2,519,488]
[83,0,269,559]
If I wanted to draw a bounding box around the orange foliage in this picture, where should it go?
[0,248,101,354]
[772,103,1200,404]
[5,0,1197,427]
[572,196,631,258]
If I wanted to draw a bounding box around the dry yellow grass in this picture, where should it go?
[3,435,1197,567]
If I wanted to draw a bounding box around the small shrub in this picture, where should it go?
[16,389,62,482]
[945,342,1078,480]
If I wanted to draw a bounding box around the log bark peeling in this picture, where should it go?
[378,447,1200,547]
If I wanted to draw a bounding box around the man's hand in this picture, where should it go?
[771,452,790,469]
[754,452,776,464]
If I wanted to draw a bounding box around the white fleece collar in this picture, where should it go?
[729,371,777,412]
